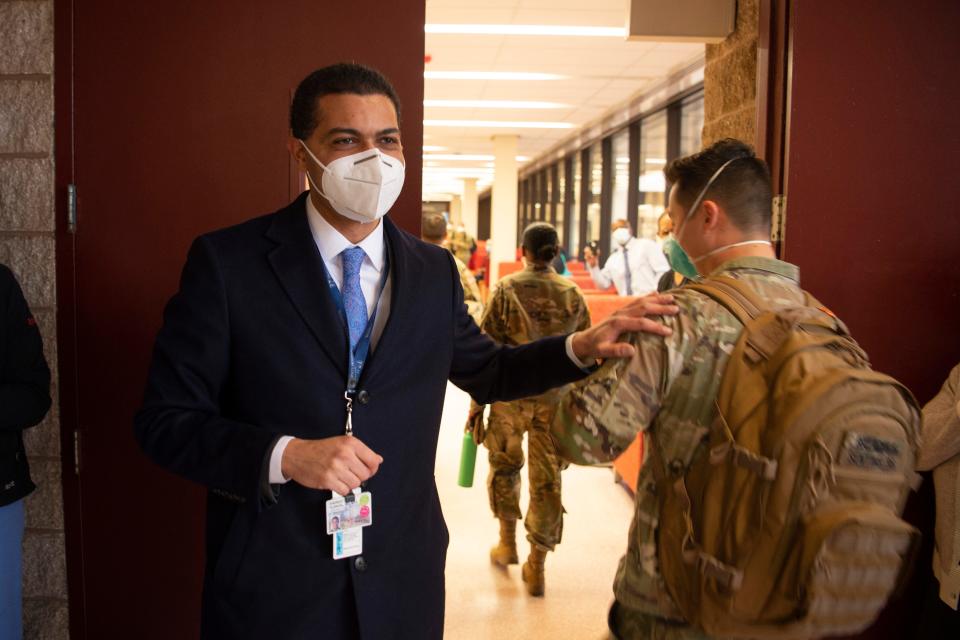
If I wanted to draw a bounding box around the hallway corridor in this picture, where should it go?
[437,383,636,639]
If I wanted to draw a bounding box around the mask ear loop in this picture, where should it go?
[299,140,337,206]
[675,157,739,245]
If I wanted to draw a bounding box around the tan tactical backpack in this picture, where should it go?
[652,275,922,639]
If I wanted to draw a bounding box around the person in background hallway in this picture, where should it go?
[448,222,476,265]
[916,362,960,637]
[421,212,484,325]
[0,264,52,640]
[551,246,572,276]
[553,139,810,639]
[134,62,678,639]
[656,212,673,248]
[469,238,490,292]
[469,222,591,597]
[584,219,669,296]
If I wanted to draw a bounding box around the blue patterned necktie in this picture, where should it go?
[340,246,368,352]
[622,246,633,295]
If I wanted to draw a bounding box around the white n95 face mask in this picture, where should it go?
[612,227,631,246]
[299,141,405,223]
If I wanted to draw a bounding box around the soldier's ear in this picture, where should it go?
[701,200,722,231]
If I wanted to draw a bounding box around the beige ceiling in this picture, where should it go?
[422,0,704,199]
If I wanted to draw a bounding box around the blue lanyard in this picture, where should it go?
[324,247,391,395]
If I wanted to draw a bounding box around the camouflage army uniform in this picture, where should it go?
[552,257,803,639]
[481,263,591,550]
[454,254,484,326]
[449,228,476,265]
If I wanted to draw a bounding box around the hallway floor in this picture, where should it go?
[436,383,635,639]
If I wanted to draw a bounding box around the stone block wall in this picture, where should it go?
[0,1,70,638]
[703,0,760,147]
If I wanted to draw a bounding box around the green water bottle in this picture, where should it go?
[457,431,477,488]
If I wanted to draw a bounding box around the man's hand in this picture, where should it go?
[281,436,383,495]
[571,293,679,361]
[583,246,599,269]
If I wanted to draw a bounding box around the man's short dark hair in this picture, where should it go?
[664,139,772,234]
[421,213,447,242]
[290,63,402,140]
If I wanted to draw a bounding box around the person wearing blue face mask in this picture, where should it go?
[584,219,670,296]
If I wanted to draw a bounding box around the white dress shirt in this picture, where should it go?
[589,236,670,296]
[269,197,392,484]
[270,200,590,484]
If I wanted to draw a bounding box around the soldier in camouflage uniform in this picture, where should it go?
[421,213,484,325]
[448,223,477,266]
[552,140,802,639]
[473,222,591,596]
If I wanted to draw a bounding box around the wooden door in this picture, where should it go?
[54,3,424,637]
[781,1,960,637]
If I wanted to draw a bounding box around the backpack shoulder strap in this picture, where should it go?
[684,275,765,326]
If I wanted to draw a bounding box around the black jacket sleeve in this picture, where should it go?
[134,238,280,504]
[445,253,588,404]
[0,265,51,432]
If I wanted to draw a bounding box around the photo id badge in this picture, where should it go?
[326,488,373,534]
[333,527,363,560]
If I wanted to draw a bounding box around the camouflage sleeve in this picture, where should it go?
[551,325,672,465]
[479,284,507,342]
[576,291,591,331]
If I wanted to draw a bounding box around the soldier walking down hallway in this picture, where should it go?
[470,223,591,596]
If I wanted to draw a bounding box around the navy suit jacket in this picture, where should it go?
[135,193,588,639]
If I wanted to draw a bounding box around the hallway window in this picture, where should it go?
[569,152,581,258]
[554,161,565,247]
[610,128,630,224]
[587,142,603,249]
[638,110,667,241]
[680,92,704,157]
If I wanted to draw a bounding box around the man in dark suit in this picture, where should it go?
[135,63,677,639]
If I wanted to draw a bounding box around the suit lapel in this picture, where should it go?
[265,196,348,378]
[361,217,423,383]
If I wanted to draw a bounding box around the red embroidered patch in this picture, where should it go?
[26,317,37,327]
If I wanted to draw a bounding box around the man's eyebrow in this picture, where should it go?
[323,127,362,139]
[322,127,401,139]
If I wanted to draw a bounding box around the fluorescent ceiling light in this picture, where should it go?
[424,154,530,162]
[424,71,565,81]
[424,99,567,109]
[426,24,626,38]
[424,120,574,129]
[645,158,667,164]
[423,145,447,152]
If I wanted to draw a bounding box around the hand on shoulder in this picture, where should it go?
[570,292,679,361]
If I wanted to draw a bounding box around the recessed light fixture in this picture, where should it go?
[424,99,568,109]
[425,24,626,38]
[424,154,531,162]
[424,120,574,129]
[424,71,566,81]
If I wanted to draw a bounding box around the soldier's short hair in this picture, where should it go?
[522,222,559,263]
[421,213,448,242]
[664,139,772,235]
